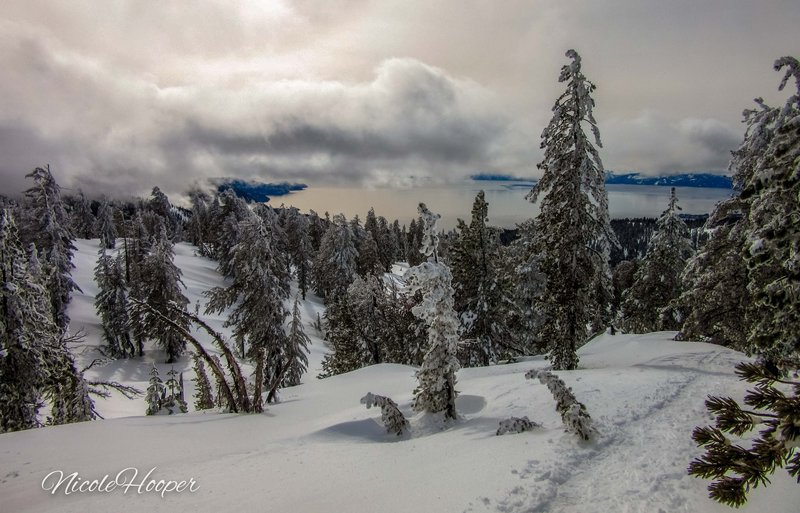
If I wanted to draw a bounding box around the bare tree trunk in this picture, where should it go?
[252,348,264,413]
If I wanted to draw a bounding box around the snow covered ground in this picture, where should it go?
[0,239,797,512]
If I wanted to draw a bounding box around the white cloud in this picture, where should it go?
[1,0,797,197]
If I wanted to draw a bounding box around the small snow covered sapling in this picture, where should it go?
[145,365,165,415]
[525,369,595,440]
[146,365,187,415]
[361,392,408,436]
[192,354,215,410]
[496,416,540,436]
[162,367,188,414]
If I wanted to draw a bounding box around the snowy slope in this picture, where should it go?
[0,240,797,513]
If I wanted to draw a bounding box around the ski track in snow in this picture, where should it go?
[469,349,739,513]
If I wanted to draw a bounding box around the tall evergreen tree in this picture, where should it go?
[94,249,134,357]
[186,188,213,257]
[740,56,800,363]
[122,210,151,356]
[377,215,396,272]
[364,208,383,265]
[620,188,693,332]
[357,231,382,278]
[1,210,96,430]
[687,57,800,507]
[313,213,358,300]
[148,186,180,240]
[284,208,314,300]
[94,200,117,249]
[526,50,618,370]
[21,165,81,330]
[205,210,289,411]
[674,100,777,347]
[405,218,425,266]
[46,332,96,426]
[506,219,547,355]
[70,190,95,239]
[0,210,49,432]
[283,295,311,387]
[320,275,385,375]
[319,294,362,377]
[449,191,518,365]
[405,204,460,420]
[131,226,190,363]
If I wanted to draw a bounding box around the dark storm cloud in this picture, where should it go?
[679,119,742,158]
[186,117,495,164]
[1,1,799,198]
[0,20,508,196]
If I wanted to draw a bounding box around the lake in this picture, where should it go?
[275,181,733,231]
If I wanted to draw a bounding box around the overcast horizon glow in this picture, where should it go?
[1,1,798,199]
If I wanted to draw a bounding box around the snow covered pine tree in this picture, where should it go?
[94,249,135,358]
[21,165,82,331]
[283,295,311,387]
[449,190,518,366]
[404,204,460,420]
[675,99,778,349]
[131,225,190,363]
[205,208,289,410]
[689,56,800,507]
[526,50,618,370]
[620,188,693,333]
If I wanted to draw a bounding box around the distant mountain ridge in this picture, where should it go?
[603,172,732,189]
[211,178,308,203]
[470,172,733,189]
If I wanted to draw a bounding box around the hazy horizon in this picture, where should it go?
[276,182,732,231]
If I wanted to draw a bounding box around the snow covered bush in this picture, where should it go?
[525,369,595,440]
[496,416,540,436]
[689,360,799,507]
[361,392,408,436]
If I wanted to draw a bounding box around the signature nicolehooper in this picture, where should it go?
[41,467,199,498]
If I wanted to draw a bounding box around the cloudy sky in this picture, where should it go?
[1,0,798,197]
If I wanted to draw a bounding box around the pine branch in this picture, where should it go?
[88,380,142,400]
[735,361,795,385]
[80,357,110,373]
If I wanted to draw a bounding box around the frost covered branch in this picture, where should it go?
[688,360,799,508]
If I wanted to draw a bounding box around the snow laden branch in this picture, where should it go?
[688,360,800,508]
[360,392,408,436]
[525,369,595,440]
